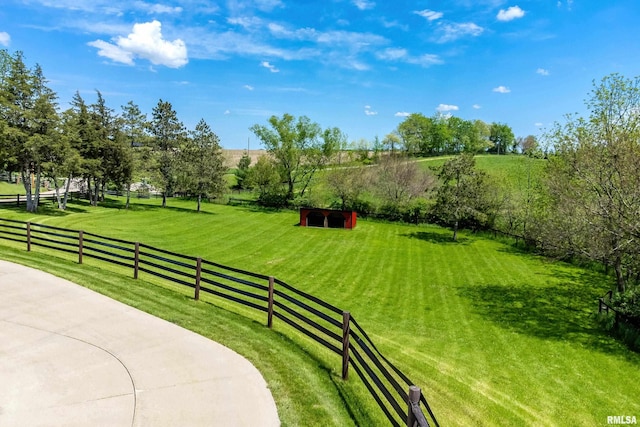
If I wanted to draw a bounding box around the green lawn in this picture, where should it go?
[0,181,25,194]
[1,196,639,426]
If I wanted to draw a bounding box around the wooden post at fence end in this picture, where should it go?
[267,276,275,328]
[195,257,202,301]
[342,311,351,380]
[26,222,31,252]
[134,242,140,279]
[407,385,422,427]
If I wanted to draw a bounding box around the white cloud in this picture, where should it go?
[408,54,443,67]
[376,48,442,67]
[145,3,183,14]
[88,39,135,64]
[255,0,283,11]
[0,32,11,46]
[436,104,459,112]
[244,84,254,91]
[224,109,231,115]
[227,16,263,29]
[395,112,410,117]
[381,19,408,31]
[557,0,574,10]
[414,9,443,21]
[364,105,378,115]
[268,24,386,47]
[437,22,484,43]
[376,48,407,61]
[353,0,375,10]
[88,20,188,68]
[536,67,550,76]
[473,104,481,109]
[493,85,511,93]
[535,122,543,127]
[497,6,525,21]
[261,61,280,72]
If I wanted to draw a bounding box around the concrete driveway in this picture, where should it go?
[0,260,280,426]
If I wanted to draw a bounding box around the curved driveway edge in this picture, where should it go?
[0,260,280,427]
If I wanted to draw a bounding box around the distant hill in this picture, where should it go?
[222,149,267,169]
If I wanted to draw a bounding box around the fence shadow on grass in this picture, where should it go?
[84,197,219,216]
[0,203,88,217]
[456,272,630,357]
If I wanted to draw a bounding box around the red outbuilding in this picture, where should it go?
[299,208,357,229]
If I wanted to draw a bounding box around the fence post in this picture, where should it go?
[267,276,275,328]
[407,385,421,427]
[134,242,140,279]
[26,222,31,252]
[342,311,351,380]
[78,230,83,264]
[195,257,202,301]
[16,194,20,207]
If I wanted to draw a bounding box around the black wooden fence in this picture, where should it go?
[0,217,439,427]
[0,192,81,206]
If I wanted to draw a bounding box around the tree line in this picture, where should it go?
[0,50,226,213]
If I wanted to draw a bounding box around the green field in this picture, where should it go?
[1,193,639,426]
[416,154,547,189]
[0,181,25,194]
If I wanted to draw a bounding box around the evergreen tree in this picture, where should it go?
[149,99,185,207]
[0,51,58,212]
[176,119,227,212]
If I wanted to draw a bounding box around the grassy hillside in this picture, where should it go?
[416,154,546,189]
[1,195,639,426]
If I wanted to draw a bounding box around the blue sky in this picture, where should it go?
[1,0,640,149]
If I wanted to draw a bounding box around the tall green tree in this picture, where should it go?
[176,119,227,212]
[91,91,131,204]
[250,114,343,202]
[234,151,251,190]
[432,153,496,241]
[149,99,185,207]
[539,73,640,293]
[0,51,58,212]
[245,155,285,205]
[121,101,149,209]
[69,91,101,204]
[397,113,432,155]
[489,122,515,155]
[49,108,82,210]
[397,113,493,155]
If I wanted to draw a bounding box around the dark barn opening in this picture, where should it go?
[327,212,345,228]
[299,208,357,229]
[307,211,326,227]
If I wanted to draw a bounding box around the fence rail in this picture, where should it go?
[0,192,80,206]
[0,217,438,427]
